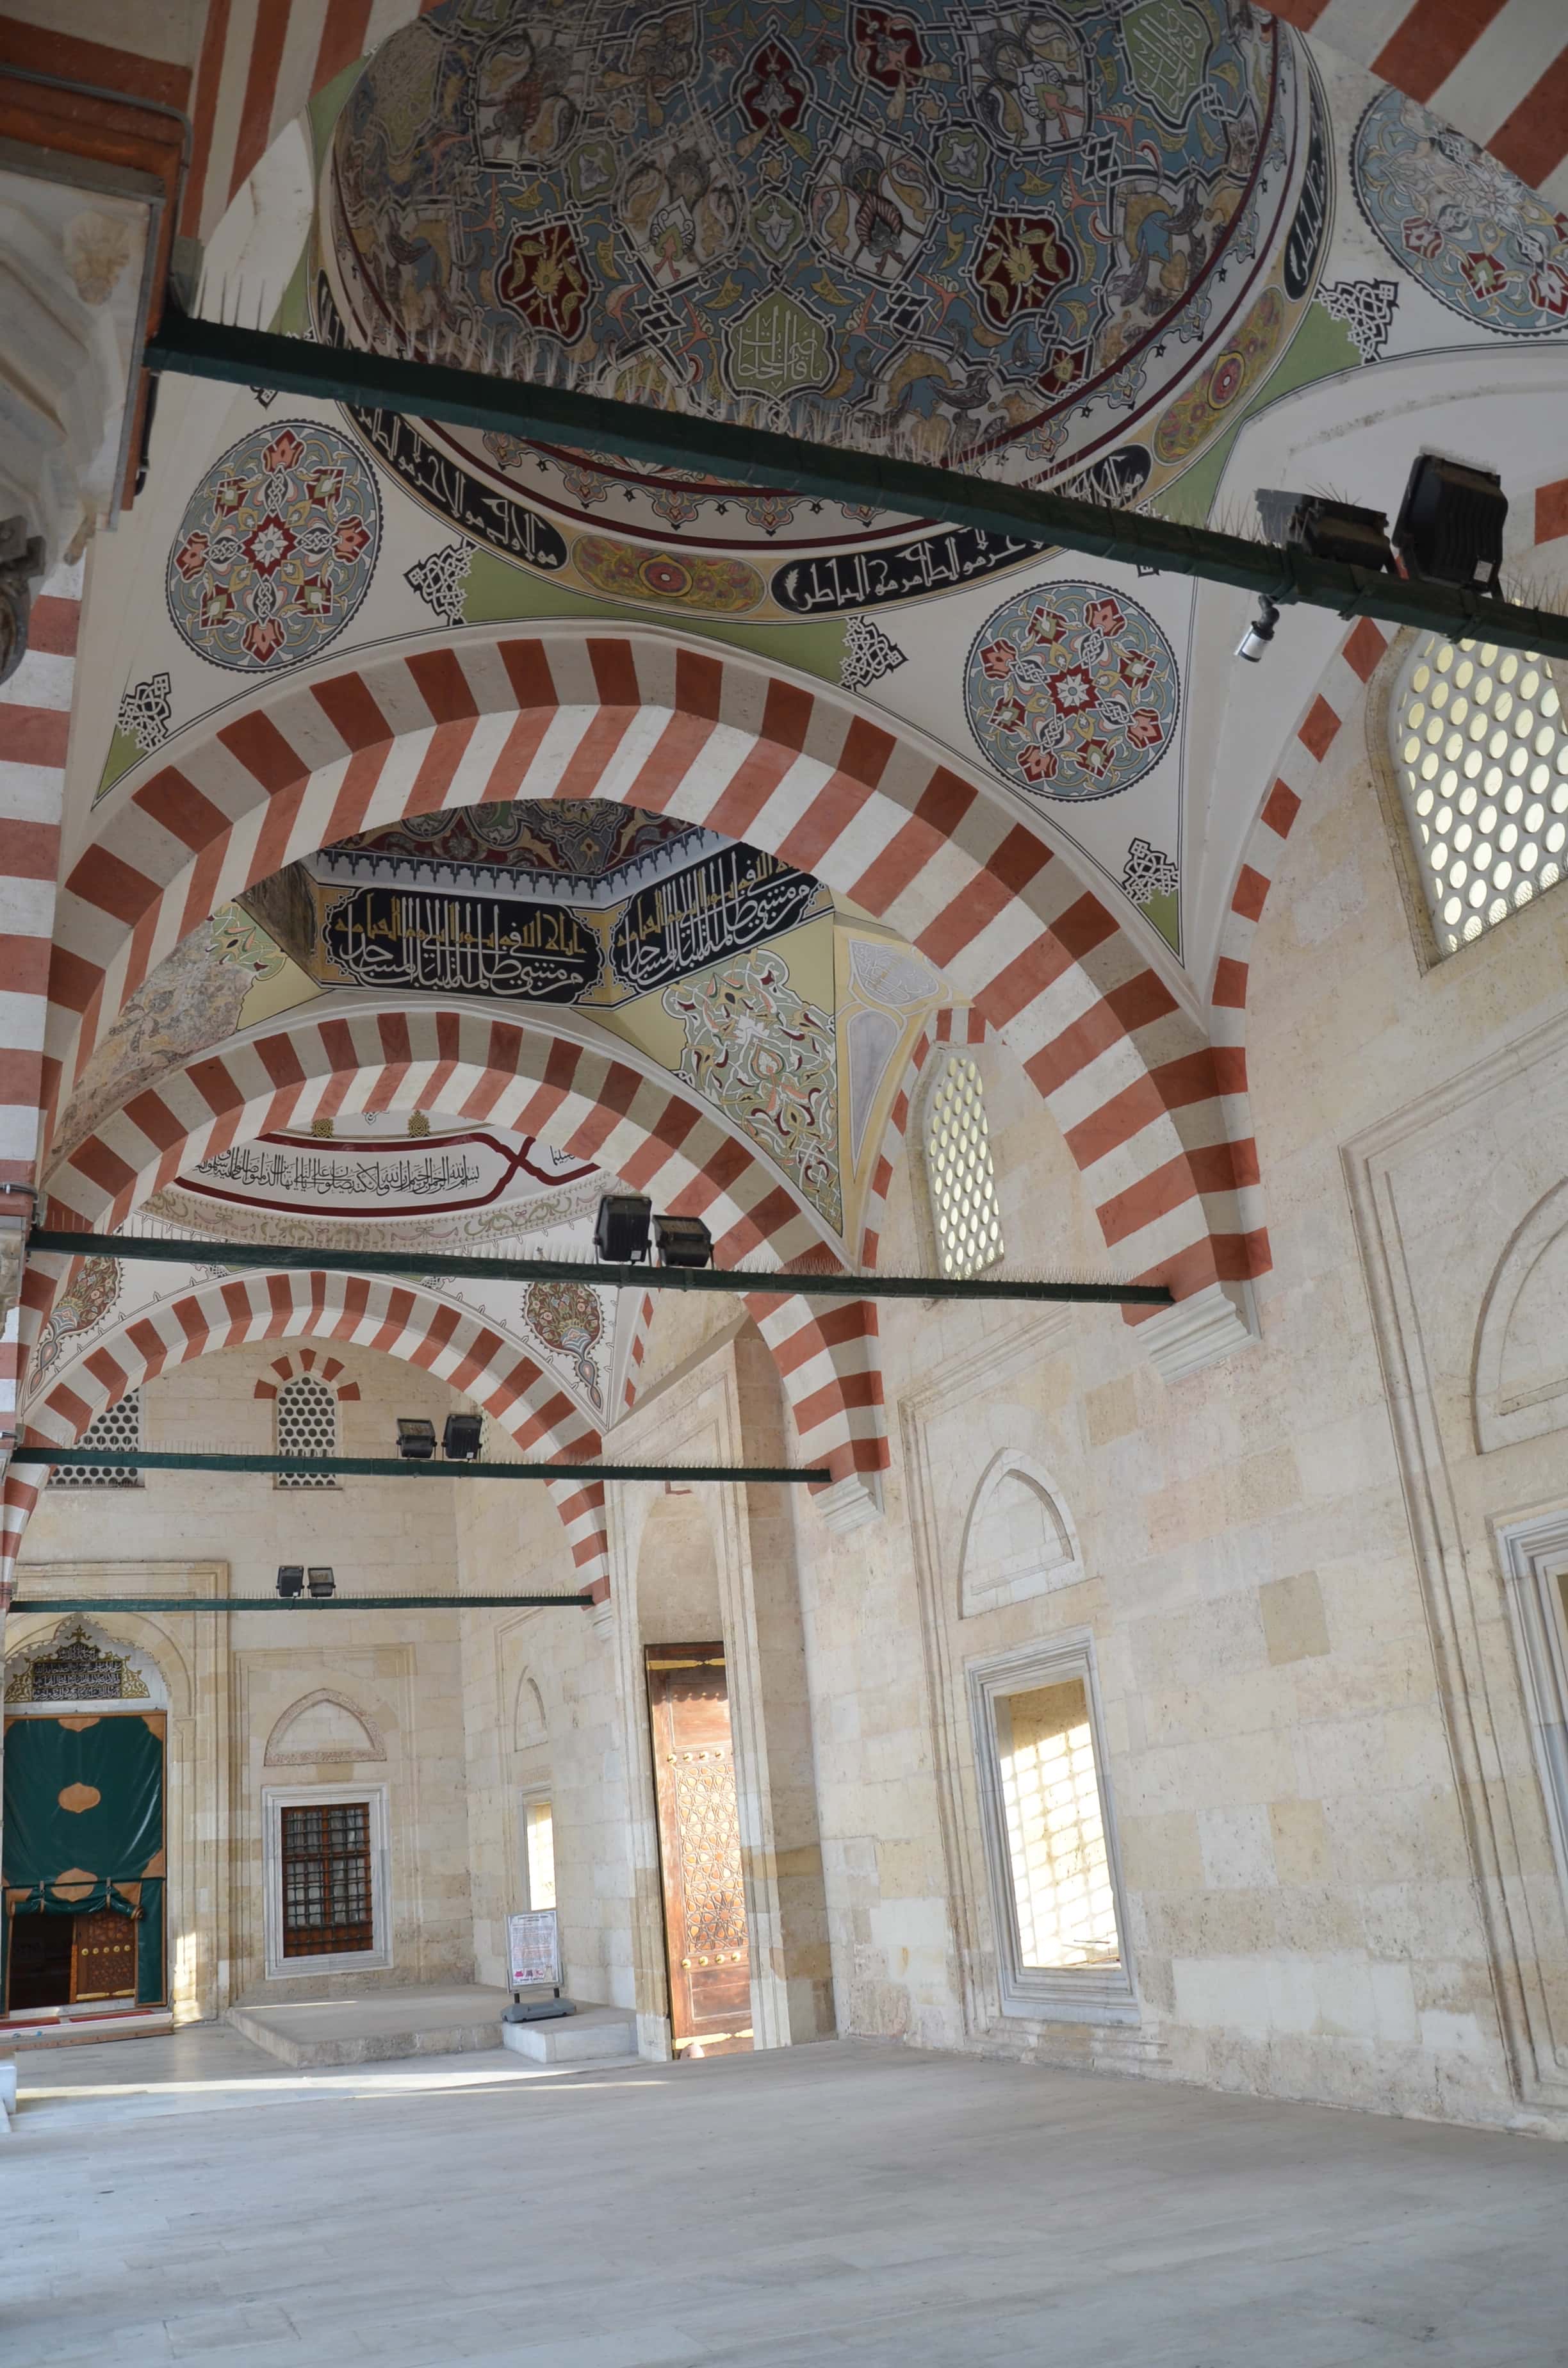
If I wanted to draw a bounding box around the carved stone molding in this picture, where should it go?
[1141,1279,1259,1384]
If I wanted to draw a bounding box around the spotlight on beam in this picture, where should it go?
[307,1566,336,1599]
[395,1417,437,1461]
[1236,596,1280,664]
[1255,488,1394,574]
[276,1565,304,1599]
[653,1214,713,1269]
[443,1412,482,1461]
[594,1192,652,1263]
[1394,453,1507,590]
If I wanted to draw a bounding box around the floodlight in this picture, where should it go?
[443,1412,482,1461]
[307,1566,336,1599]
[276,1565,304,1599]
[594,1192,653,1263]
[653,1214,713,1269]
[1394,454,1507,589]
[395,1417,437,1460]
[1235,597,1280,664]
[1255,489,1394,573]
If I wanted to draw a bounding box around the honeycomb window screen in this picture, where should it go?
[50,1391,142,1488]
[924,1054,1006,1278]
[276,1374,338,1487]
[1391,634,1568,957]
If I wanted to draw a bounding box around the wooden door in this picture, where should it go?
[646,1645,753,2058]
[70,1907,136,2002]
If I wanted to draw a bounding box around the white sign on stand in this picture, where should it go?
[508,1907,560,1990]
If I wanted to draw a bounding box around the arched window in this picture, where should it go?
[1391,632,1568,957]
[924,1053,1005,1278]
[50,1391,142,1488]
[275,1373,337,1488]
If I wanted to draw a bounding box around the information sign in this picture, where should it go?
[507,1907,560,1989]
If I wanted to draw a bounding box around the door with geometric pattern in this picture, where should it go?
[646,1646,753,2059]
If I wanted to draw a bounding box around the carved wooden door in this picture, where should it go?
[646,1646,753,2058]
[70,1907,136,2002]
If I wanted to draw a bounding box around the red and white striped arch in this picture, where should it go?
[254,1347,362,1402]
[51,628,1258,1303]
[6,1265,610,1595]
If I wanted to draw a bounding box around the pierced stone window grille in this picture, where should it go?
[50,1392,142,1488]
[1391,633,1568,957]
[275,1373,337,1488]
[924,1054,1005,1278]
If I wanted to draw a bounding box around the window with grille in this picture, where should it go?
[275,1373,336,1487]
[924,1055,1005,1278]
[280,1802,373,1957]
[50,1392,143,1488]
[1391,634,1568,958]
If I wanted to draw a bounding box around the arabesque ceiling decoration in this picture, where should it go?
[316,0,1328,618]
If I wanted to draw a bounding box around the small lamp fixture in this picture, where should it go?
[276,1565,304,1599]
[443,1411,483,1461]
[1394,453,1507,589]
[395,1417,437,1461]
[653,1213,714,1269]
[307,1566,336,1599]
[1235,596,1280,664]
[594,1192,653,1263]
[1255,488,1394,574]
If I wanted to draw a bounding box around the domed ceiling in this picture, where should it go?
[316,0,1329,619]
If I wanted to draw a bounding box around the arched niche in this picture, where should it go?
[514,1673,547,1752]
[1474,1178,1568,1452]
[3,1613,169,1709]
[958,1451,1082,1618]
[263,1688,385,1767]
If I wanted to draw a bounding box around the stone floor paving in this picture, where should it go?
[7,2027,1568,2366]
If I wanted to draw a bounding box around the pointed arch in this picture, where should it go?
[958,1448,1084,1617]
[53,628,1260,1304]
[265,1689,386,1766]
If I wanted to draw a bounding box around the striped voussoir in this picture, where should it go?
[254,1347,361,1400]
[858,1005,989,1271]
[1,1267,610,1599]
[1268,2,1568,200]
[49,627,1258,1306]
[0,563,81,1447]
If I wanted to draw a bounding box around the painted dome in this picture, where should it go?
[319,0,1328,616]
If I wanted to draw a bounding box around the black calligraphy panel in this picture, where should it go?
[323,887,603,1002]
[609,848,822,998]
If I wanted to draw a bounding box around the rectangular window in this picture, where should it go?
[968,1637,1136,2023]
[263,1785,390,1977]
[524,1797,556,1912]
[281,1802,373,1957]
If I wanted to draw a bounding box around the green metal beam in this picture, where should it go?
[7,1594,591,1611]
[27,1231,1173,1308]
[144,312,1568,662]
[19,1447,827,1483]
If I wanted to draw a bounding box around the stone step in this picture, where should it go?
[501,2003,638,2064]
[227,1984,510,2067]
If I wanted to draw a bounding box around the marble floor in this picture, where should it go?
[8,2027,1568,2367]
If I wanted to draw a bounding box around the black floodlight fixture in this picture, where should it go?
[1394,454,1507,590]
[1236,596,1281,664]
[307,1566,336,1599]
[395,1417,437,1460]
[594,1192,653,1264]
[1255,488,1394,574]
[443,1411,482,1461]
[653,1213,713,1269]
[276,1565,304,1599]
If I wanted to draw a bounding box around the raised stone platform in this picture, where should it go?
[227,1984,512,2067]
[501,2003,637,2064]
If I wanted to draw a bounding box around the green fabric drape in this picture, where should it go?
[3,1714,166,2005]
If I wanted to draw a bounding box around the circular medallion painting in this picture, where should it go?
[964,581,1179,802]
[1352,88,1568,338]
[318,0,1326,615]
[166,421,381,670]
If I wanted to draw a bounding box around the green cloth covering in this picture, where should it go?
[3,1714,166,2005]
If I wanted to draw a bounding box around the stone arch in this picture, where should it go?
[514,1672,548,1752]
[28,1001,886,1536]
[264,1688,386,1766]
[53,627,1259,1303]
[958,1449,1083,1618]
[3,1269,608,1596]
[1473,1178,1568,1454]
[253,1350,361,1404]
